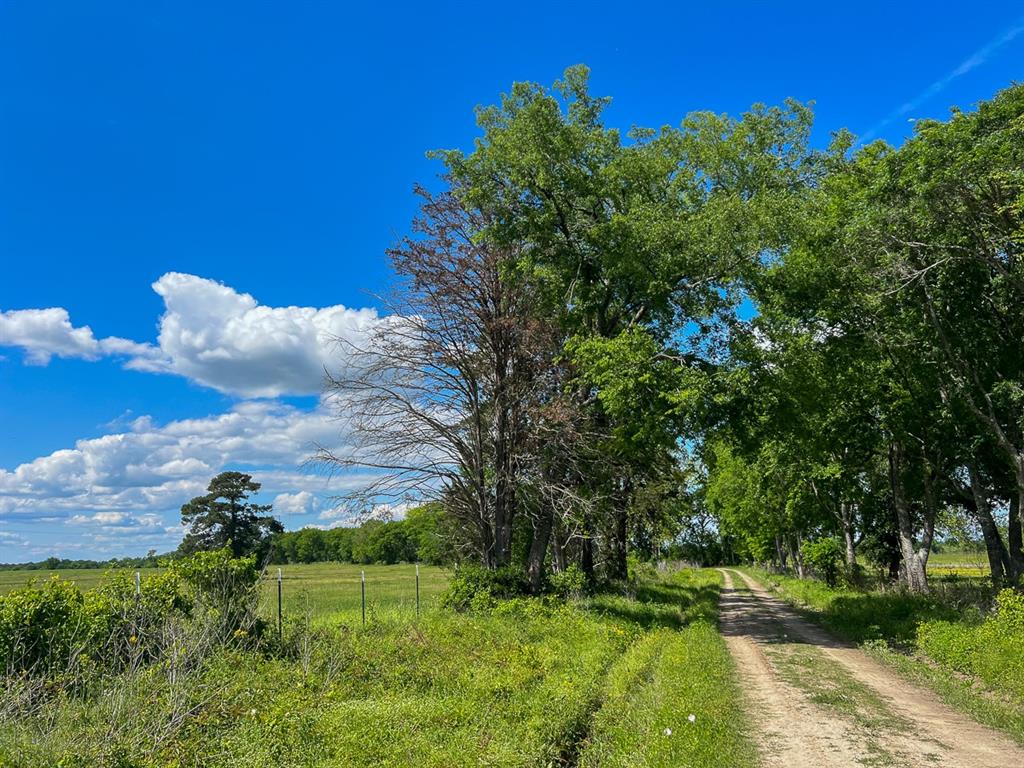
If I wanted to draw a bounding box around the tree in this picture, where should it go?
[179,472,283,560]
[316,186,560,575]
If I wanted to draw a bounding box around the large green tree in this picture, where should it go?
[179,472,283,560]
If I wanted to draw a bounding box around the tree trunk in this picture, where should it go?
[550,518,567,573]
[788,535,805,579]
[229,501,240,558]
[839,502,857,570]
[843,527,857,569]
[1008,478,1024,584]
[967,465,1009,585]
[527,508,553,593]
[580,521,595,582]
[889,440,928,593]
[774,535,787,571]
[609,477,629,580]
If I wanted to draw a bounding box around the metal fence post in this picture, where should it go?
[361,570,366,627]
[277,567,283,640]
[133,571,141,649]
[415,564,420,617]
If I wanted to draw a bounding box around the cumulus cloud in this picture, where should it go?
[0,307,148,365]
[0,272,382,397]
[0,274,397,558]
[0,400,372,557]
[272,490,318,516]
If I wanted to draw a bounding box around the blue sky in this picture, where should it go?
[1,1,1022,560]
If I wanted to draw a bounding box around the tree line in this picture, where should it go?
[25,73,1020,596]
[268,505,447,565]
[704,83,1024,592]
[315,68,1023,594]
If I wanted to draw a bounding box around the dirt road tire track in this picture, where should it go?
[718,568,1024,767]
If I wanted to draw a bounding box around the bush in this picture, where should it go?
[0,549,260,689]
[548,564,588,599]
[171,548,261,641]
[802,537,843,587]
[626,554,657,585]
[916,587,1024,699]
[0,576,88,676]
[439,565,528,611]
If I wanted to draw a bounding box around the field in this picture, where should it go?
[927,549,991,577]
[3,561,1023,767]
[261,562,450,623]
[0,566,163,594]
[0,566,757,768]
[0,563,449,624]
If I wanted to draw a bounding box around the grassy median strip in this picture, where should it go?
[578,570,757,768]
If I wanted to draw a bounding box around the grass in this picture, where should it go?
[577,569,756,768]
[260,562,450,624]
[0,566,757,768]
[740,565,976,646]
[0,562,450,625]
[0,567,163,594]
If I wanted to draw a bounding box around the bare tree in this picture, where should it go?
[315,187,559,570]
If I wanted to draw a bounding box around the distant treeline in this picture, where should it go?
[269,504,448,565]
[0,552,162,571]
[0,504,449,571]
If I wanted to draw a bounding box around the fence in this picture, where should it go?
[259,563,448,634]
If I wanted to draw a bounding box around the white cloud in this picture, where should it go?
[0,307,158,366]
[127,272,383,397]
[0,400,370,557]
[0,272,382,397]
[272,490,318,516]
[0,274,397,558]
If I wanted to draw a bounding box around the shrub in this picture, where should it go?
[548,564,588,599]
[802,538,843,587]
[170,548,261,641]
[626,554,657,585]
[0,577,88,676]
[439,565,528,610]
[0,549,261,690]
[916,587,1024,699]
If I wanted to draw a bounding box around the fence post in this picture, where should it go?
[133,571,141,651]
[277,568,283,640]
[415,564,420,617]
[361,570,366,627]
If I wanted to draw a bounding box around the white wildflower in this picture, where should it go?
[688,714,696,723]
[664,727,672,736]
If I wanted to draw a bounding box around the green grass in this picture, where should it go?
[928,549,990,577]
[0,567,757,768]
[0,562,450,625]
[577,570,756,768]
[260,562,450,624]
[741,565,972,646]
[0,567,163,593]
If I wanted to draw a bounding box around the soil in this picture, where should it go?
[718,568,1024,767]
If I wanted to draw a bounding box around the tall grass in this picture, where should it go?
[0,567,756,768]
[579,571,756,768]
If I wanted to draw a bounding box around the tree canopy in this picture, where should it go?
[179,472,283,561]
[317,67,1024,594]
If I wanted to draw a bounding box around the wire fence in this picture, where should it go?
[258,563,449,632]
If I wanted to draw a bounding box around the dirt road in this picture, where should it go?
[718,568,1024,767]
